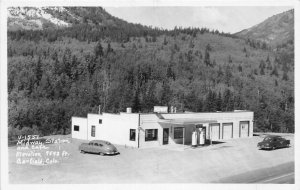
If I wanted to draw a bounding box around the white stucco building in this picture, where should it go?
[71,107,254,148]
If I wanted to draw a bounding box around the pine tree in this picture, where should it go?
[224,65,232,86]
[204,45,211,66]
[163,36,168,45]
[144,81,158,111]
[106,42,113,55]
[35,56,43,85]
[216,92,222,111]
[217,65,223,77]
[228,55,233,63]
[259,60,266,75]
[189,40,194,48]
[260,66,265,75]
[282,71,289,81]
[62,48,72,77]
[160,81,172,106]
[222,89,233,111]
[204,90,217,111]
[132,89,141,113]
[166,65,175,80]
[271,65,279,77]
[206,43,212,51]
[94,41,104,58]
[212,59,217,67]
[266,55,272,70]
[238,64,243,72]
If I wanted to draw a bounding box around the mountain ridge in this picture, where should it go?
[235,9,294,46]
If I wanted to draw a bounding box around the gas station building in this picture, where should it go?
[71,107,254,148]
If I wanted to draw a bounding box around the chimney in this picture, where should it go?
[126,107,132,113]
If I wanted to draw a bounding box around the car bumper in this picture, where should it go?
[105,151,119,155]
[258,145,272,149]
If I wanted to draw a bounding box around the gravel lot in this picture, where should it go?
[9,133,294,183]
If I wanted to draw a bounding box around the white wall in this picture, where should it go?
[71,117,87,140]
[139,114,163,148]
[87,113,103,141]
[87,113,139,148]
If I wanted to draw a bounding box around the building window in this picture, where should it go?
[99,119,102,124]
[174,127,184,139]
[145,129,158,141]
[129,129,136,141]
[74,125,79,131]
[91,126,95,137]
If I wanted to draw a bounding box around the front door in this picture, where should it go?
[163,128,169,145]
[240,121,249,137]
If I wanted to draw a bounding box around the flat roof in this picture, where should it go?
[140,110,253,115]
[158,119,218,125]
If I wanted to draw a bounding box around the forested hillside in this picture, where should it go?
[7,7,294,139]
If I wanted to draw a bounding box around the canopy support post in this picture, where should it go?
[183,127,185,146]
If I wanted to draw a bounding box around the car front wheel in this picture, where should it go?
[80,150,86,154]
[99,152,105,156]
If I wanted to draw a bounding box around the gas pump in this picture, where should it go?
[192,130,197,147]
[198,125,206,146]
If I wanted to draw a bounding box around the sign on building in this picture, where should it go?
[154,106,168,113]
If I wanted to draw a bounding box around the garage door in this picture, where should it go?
[240,121,249,137]
[222,123,233,139]
[210,123,220,141]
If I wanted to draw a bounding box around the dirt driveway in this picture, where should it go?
[8,133,294,183]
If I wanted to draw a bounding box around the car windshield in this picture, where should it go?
[105,142,111,145]
[263,137,272,141]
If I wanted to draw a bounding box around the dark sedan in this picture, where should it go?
[79,140,119,155]
[257,135,290,150]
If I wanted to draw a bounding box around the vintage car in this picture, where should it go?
[79,140,119,155]
[257,135,290,150]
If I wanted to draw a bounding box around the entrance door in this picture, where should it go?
[240,121,249,137]
[163,128,169,145]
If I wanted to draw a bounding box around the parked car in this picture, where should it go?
[257,135,290,150]
[79,140,119,155]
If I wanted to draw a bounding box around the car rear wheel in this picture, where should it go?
[272,146,276,150]
[99,152,105,156]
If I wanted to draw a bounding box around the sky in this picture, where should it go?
[105,6,292,34]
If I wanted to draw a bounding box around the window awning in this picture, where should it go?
[158,119,217,125]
